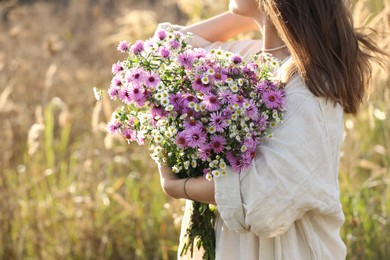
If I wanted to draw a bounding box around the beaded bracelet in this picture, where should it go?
[183,178,194,201]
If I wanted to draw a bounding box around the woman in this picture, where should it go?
[156,0,385,259]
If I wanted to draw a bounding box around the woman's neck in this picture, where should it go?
[255,17,290,60]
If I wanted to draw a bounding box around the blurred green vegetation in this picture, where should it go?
[0,0,389,259]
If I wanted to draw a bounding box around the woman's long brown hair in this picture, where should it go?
[261,0,387,114]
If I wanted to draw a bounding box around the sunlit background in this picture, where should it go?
[0,0,389,259]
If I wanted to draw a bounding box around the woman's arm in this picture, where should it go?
[181,12,258,42]
[158,164,216,205]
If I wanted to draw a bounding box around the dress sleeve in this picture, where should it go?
[214,75,344,237]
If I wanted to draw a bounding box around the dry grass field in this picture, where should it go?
[0,0,389,259]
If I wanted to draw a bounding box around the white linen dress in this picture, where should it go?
[177,32,347,260]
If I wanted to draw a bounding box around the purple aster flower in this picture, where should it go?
[169,40,180,49]
[134,96,147,107]
[231,54,243,64]
[193,48,207,58]
[169,93,183,110]
[184,126,207,148]
[175,131,188,149]
[183,118,202,129]
[178,50,195,69]
[243,138,257,151]
[126,68,145,85]
[131,40,145,55]
[256,80,276,92]
[151,105,166,118]
[181,107,201,119]
[117,41,130,53]
[128,84,146,101]
[198,144,212,161]
[192,76,211,94]
[240,152,253,171]
[144,72,160,89]
[137,131,145,145]
[181,94,198,107]
[262,90,284,109]
[220,107,233,119]
[118,88,132,104]
[209,112,227,132]
[122,128,136,142]
[202,93,221,111]
[218,90,237,105]
[112,61,123,75]
[226,152,242,173]
[156,29,167,40]
[256,115,269,131]
[108,85,120,99]
[111,76,122,87]
[158,47,171,58]
[235,95,246,106]
[212,68,228,82]
[107,120,122,135]
[210,135,226,154]
[245,100,259,120]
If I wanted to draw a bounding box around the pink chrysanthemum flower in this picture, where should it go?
[118,88,132,104]
[156,29,167,40]
[175,131,188,149]
[169,93,183,110]
[111,76,122,88]
[198,144,212,161]
[243,137,257,151]
[122,128,136,141]
[128,84,146,100]
[231,55,243,64]
[108,85,120,99]
[202,93,221,111]
[112,61,123,75]
[144,72,160,89]
[256,115,268,131]
[169,40,180,49]
[210,135,226,154]
[192,76,211,94]
[131,40,145,55]
[151,105,166,118]
[107,120,122,135]
[209,112,227,132]
[226,152,242,173]
[220,107,233,119]
[262,90,284,109]
[184,126,207,148]
[245,100,259,120]
[181,107,201,119]
[183,118,202,129]
[218,90,237,105]
[137,131,145,145]
[193,48,207,58]
[240,152,253,171]
[159,47,170,58]
[117,41,130,53]
[212,68,228,82]
[178,51,195,69]
[181,94,198,107]
[134,96,147,107]
[256,80,275,92]
[126,68,145,85]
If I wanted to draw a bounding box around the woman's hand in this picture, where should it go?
[157,164,216,205]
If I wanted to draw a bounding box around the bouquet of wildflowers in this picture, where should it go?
[96,28,285,260]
